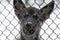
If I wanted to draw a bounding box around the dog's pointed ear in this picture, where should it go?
[13,0,25,11]
[13,0,26,19]
[39,1,54,22]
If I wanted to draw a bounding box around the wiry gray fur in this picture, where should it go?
[13,0,54,40]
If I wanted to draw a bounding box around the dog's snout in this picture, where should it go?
[26,24,31,28]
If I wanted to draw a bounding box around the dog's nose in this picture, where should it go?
[26,24,31,29]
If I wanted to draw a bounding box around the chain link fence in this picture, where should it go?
[0,0,60,40]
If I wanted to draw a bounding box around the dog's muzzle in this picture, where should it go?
[23,23,35,35]
[26,24,31,29]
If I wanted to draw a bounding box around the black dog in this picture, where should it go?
[13,0,54,40]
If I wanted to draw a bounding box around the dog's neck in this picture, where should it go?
[21,33,39,40]
[20,30,40,40]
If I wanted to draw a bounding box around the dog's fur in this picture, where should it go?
[13,0,54,40]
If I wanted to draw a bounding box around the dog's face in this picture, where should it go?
[20,7,42,35]
[13,0,54,35]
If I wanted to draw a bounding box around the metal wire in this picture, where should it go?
[0,0,60,40]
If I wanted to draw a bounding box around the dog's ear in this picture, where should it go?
[13,0,26,19]
[39,1,54,22]
[13,0,25,10]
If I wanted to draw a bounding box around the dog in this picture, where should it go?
[13,0,54,40]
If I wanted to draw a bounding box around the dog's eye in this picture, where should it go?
[24,15,29,18]
[33,15,38,20]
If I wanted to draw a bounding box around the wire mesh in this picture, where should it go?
[0,0,60,40]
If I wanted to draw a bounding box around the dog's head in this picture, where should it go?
[13,0,54,35]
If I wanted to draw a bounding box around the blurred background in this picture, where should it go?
[0,0,60,40]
